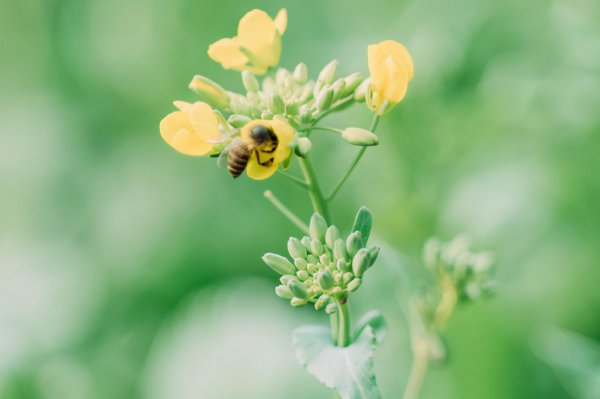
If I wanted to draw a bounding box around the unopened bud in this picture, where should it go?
[290,297,308,307]
[331,79,346,101]
[314,294,330,310]
[242,71,260,92]
[309,213,328,242]
[316,88,334,111]
[325,302,337,314]
[346,231,362,257]
[288,237,307,259]
[188,75,230,109]
[317,269,335,290]
[293,63,308,83]
[294,258,308,270]
[337,259,351,273]
[352,248,371,277]
[334,239,349,262]
[275,285,294,299]
[343,272,354,284]
[354,79,371,102]
[227,114,251,128]
[319,254,329,265]
[301,236,312,252]
[269,94,285,114]
[325,226,341,249]
[287,279,308,299]
[280,275,296,284]
[306,254,318,264]
[347,278,362,292]
[318,60,338,84]
[263,253,295,275]
[297,270,310,281]
[342,127,379,146]
[311,239,324,256]
[367,246,380,267]
[343,73,363,97]
[295,137,312,157]
[307,263,318,274]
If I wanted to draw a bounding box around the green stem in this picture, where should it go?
[403,340,429,399]
[277,170,309,189]
[336,299,351,347]
[330,312,339,343]
[297,157,331,224]
[326,115,380,202]
[311,126,343,135]
[263,190,310,234]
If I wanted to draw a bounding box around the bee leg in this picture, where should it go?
[255,150,274,166]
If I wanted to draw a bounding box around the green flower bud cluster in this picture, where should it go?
[263,210,379,311]
[423,235,495,301]
[225,62,364,129]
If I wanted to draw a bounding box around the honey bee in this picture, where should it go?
[225,124,279,178]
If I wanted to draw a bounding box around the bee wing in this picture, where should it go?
[208,128,238,144]
[216,137,243,169]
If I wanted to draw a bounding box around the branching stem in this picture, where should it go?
[264,190,310,234]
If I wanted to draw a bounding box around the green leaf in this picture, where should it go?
[351,207,372,247]
[293,324,383,399]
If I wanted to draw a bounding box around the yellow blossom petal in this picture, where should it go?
[160,111,214,156]
[241,119,295,180]
[186,102,221,143]
[207,38,248,70]
[246,151,279,180]
[237,9,276,53]
[274,9,288,35]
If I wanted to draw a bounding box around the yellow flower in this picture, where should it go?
[240,119,294,180]
[159,101,221,156]
[208,9,287,75]
[367,40,414,115]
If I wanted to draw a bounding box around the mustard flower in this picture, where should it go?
[159,101,221,156]
[208,9,287,75]
[240,119,294,180]
[367,40,414,115]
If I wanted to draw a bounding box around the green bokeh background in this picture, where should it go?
[1,0,600,398]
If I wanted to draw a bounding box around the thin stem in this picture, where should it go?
[277,170,309,189]
[336,299,351,347]
[264,190,310,234]
[330,312,339,343]
[326,115,380,202]
[297,157,331,224]
[403,340,429,399]
[311,126,343,135]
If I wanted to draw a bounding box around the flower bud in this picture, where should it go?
[325,226,341,249]
[314,294,330,310]
[325,302,337,314]
[188,75,230,109]
[342,128,379,146]
[290,297,308,307]
[346,231,362,257]
[280,275,296,284]
[354,79,371,102]
[318,60,338,84]
[311,239,324,256]
[331,79,346,101]
[347,278,362,292]
[297,270,310,281]
[331,286,343,295]
[227,114,252,128]
[295,137,312,158]
[242,71,260,93]
[342,73,363,97]
[309,213,328,242]
[367,246,380,267]
[342,272,354,284]
[352,248,371,277]
[262,253,295,275]
[337,259,351,273]
[275,285,294,299]
[317,269,335,290]
[307,254,319,264]
[287,279,308,299]
[293,63,308,83]
[319,254,329,265]
[294,258,308,270]
[307,263,318,274]
[316,87,334,111]
[301,236,312,252]
[288,237,308,259]
[334,239,349,261]
[269,94,285,114]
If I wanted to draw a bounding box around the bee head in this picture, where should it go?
[250,124,273,144]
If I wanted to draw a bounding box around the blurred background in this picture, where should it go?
[1,0,600,397]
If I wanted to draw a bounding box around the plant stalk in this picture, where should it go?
[336,299,351,347]
[298,157,331,224]
[403,340,429,399]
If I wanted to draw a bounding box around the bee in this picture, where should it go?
[226,124,279,178]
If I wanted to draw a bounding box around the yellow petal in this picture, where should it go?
[237,9,276,54]
[173,100,192,111]
[160,111,213,156]
[274,9,288,35]
[269,119,294,163]
[246,150,279,180]
[382,56,409,103]
[207,38,248,70]
[186,102,221,143]
[375,40,414,80]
